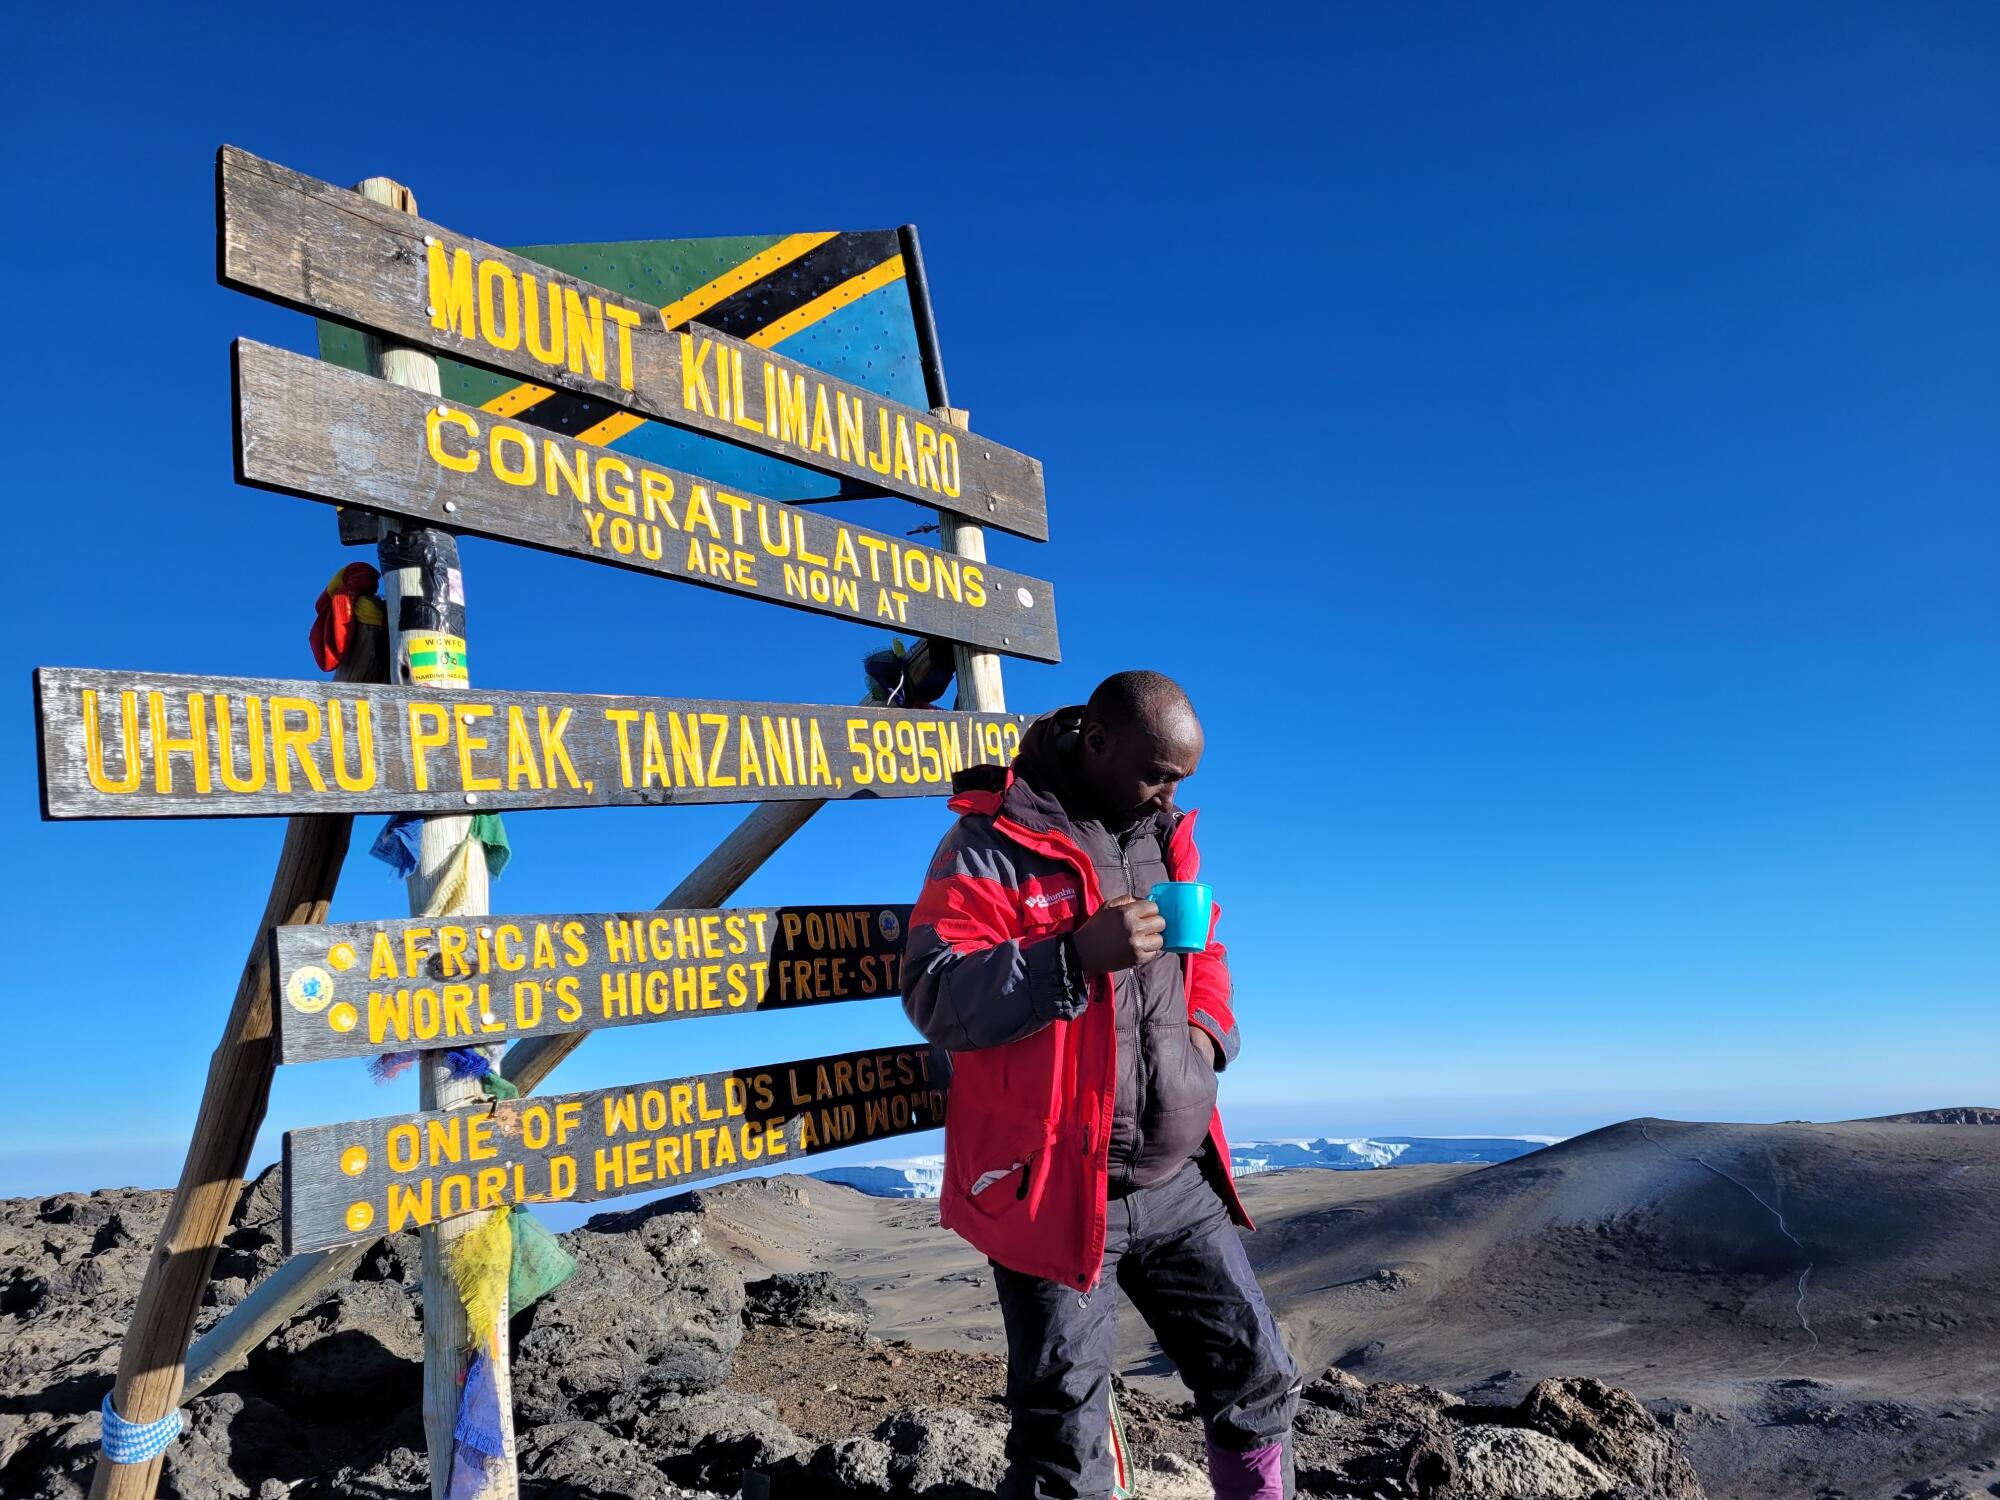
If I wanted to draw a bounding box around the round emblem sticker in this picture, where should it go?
[878,910,901,942]
[287,966,334,1014]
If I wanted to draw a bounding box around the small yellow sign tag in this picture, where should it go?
[404,632,469,687]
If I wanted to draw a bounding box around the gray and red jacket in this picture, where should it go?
[901,744,1249,1292]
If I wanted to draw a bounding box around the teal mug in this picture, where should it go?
[1149,881,1213,954]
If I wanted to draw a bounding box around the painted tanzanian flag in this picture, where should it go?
[319,229,926,502]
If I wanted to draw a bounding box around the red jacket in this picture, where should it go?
[902,769,1249,1292]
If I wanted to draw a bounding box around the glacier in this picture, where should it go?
[1226,1136,1553,1175]
[807,1136,1554,1199]
[808,1156,947,1199]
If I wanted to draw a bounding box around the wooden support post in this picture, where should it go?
[938,424,1006,715]
[354,174,517,1500]
[898,225,1006,717]
[182,1240,365,1401]
[86,646,385,1500]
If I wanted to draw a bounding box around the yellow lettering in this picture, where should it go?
[639,469,677,526]
[679,333,715,415]
[82,689,144,794]
[836,392,867,465]
[669,713,704,787]
[491,423,534,485]
[702,712,734,787]
[545,441,588,506]
[938,432,962,497]
[539,707,582,789]
[454,703,499,792]
[604,708,639,788]
[810,386,837,456]
[477,260,520,350]
[215,693,267,794]
[504,705,541,790]
[426,407,480,473]
[407,703,450,792]
[268,696,326,793]
[426,243,475,338]
[147,691,212,794]
[387,1179,432,1232]
[329,700,376,793]
[524,274,564,365]
[604,303,641,390]
[563,288,606,382]
[596,457,636,516]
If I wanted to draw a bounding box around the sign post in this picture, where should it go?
[349,173,518,1500]
[59,150,1051,1500]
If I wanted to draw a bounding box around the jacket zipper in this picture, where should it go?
[1119,836,1145,1189]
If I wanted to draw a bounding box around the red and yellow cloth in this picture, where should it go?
[309,563,385,671]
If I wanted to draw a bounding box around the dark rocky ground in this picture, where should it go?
[3,1170,1710,1499]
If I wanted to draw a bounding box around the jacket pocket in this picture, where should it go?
[949,1116,1053,1226]
[1136,1021,1220,1174]
[967,1148,1041,1202]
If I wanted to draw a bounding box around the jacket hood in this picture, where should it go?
[951,705,1178,845]
[950,704,1081,798]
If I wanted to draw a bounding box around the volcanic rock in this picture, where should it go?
[515,1419,674,1499]
[632,1388,803,1488]
[1517,1376,1705,1499]
[511,1198,744,1426]
[744,1270,872,1336]
[873,1403,1008,1496]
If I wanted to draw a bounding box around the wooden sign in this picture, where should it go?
[272,902,913,1064]
[218,147,1049,542]
[35,666,1027,820]
[281,1042,945,1252]
[233,342,1060,661]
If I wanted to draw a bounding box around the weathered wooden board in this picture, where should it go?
[282,1042,945,1252]
[272,902,913,1064]
[218,147,1048,541]
[233,342,1059,661]
[35,667,1027,820]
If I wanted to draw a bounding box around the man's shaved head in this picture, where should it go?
[1085,670,1197,736]
[1075,671,1203,828]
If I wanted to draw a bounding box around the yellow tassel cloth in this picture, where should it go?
[422,832,486,920]
[448,1206,513,1357]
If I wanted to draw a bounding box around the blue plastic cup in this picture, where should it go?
[1149,881,1214,954]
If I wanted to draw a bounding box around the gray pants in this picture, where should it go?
[991,1160,1300,1500]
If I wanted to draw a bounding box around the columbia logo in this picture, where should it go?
[1024,887,1077,910]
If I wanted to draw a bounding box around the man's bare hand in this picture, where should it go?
[1072,895,1165,975]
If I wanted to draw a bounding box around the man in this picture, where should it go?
[903,671,1299,1500]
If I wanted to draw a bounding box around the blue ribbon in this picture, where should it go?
[99,1395,182,1464]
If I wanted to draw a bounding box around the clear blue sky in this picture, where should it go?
[3,3,1995,1197]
